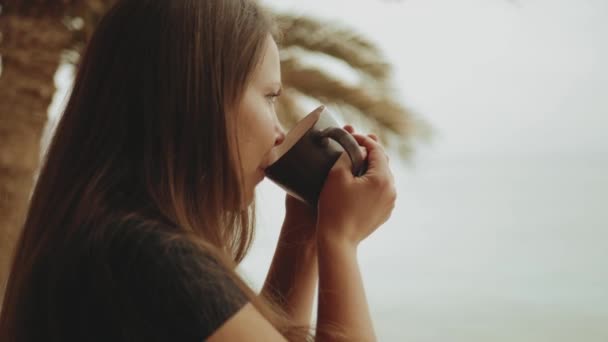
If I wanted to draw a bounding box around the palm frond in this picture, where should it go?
[275,13,391,82]
[279,57,432,160]
[281,57,412,135]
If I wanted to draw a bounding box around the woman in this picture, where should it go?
[0,0,396,341]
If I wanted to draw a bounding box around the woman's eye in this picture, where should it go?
[266,93,280,103]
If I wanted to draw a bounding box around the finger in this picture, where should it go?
[351,134,389,175]
[343,125,355,134]
[384,153,394,182]
[387,164,395,184]
[360,146,368,160]
[354,133,389,163]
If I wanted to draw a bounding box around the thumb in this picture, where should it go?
[351,134,388,175]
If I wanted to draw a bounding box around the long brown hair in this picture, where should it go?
[0,0,311,340]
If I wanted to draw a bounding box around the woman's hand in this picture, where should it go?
[316,126,396,248]
[282,193,318,246]
[280,124,363,246]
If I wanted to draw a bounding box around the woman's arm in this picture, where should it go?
[261,196,318,327]
[316,232,376,342]
[313,132,394,342]
[208,303,288,342]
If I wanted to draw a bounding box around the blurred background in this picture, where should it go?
[242,0,608,341]
[1,0,607,341]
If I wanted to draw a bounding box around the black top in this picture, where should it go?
[34,219,248,341]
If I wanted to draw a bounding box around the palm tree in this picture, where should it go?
[0,0,430,297]
[0,0,116,298]
[274,12,430,156]
[1,2,63,297]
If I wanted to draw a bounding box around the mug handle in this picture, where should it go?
[317,127,368,176]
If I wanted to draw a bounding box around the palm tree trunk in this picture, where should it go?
[0,13,69,296]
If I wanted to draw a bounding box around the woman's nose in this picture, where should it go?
[274,125,286,146]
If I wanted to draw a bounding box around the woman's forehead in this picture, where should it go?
[254,36,281,83]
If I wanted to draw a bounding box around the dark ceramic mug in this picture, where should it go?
[264,105,368,206]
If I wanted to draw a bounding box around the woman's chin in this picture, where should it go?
[237,172,264,209]
[239,188,256,209]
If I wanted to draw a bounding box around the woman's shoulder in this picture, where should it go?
[92,213,178,245]
[63,215,249,341]
[79,214,184,253]
[80,215,221,279]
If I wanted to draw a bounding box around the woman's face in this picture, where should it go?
[234,35,286,207]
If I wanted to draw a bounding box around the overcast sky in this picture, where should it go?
[263,0,608,161]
